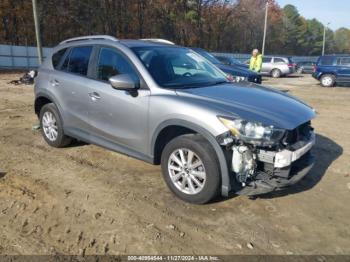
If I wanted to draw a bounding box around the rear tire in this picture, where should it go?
[320,74,335,87]
[39,103,72,148]
[271,68,281,78]
[161,134,221,204]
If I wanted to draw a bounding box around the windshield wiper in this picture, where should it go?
[164,80,228,89]
[203,80,228,86]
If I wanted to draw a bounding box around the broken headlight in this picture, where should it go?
[218,117,285,145]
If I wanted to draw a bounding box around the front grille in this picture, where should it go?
[283,121,312,145]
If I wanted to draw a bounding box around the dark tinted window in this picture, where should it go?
[319,56,334,66]
[52,48,67,69]
[97,47,138,81]
[61,46,93,76]
[338,57,350,66]
[262,57,271,63]
[274,58,285,63]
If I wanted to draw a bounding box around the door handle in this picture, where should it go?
[88,92,101,101]
[50,79,60,87]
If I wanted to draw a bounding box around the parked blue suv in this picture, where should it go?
[312,55,350,87]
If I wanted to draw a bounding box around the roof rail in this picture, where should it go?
[59,35,119,45]
[140,38,175,45]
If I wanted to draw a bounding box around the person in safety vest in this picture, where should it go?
[249,49,262,73]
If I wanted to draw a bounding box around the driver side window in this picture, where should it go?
[96,47,138,82]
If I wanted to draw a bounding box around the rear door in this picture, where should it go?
[336,57,350,83]
[51,45,95,138]
[273,57,289,73]
[87,46,150,155]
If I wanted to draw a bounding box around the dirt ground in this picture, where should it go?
[0,72,349,255]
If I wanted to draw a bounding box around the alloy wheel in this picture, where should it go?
[42,111,58,141]
[168,148,206,195]
[322,76,333,87]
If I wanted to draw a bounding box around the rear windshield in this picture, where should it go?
[319,56,335,66]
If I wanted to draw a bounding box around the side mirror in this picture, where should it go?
[109,74,138,90]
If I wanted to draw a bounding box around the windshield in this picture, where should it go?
[132,46,228,88]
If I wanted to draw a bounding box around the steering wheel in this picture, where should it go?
[183,72,192,77]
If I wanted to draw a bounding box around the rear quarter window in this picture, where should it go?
[338,57,350,66]
[52,48,67,69]
[273,58,285,63]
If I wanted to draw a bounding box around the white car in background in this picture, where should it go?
[261,56,296,78]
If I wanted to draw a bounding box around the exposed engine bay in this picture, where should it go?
[217,121,315,195]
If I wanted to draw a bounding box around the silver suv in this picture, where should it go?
[34,35,316,204]
[261,56,296,78]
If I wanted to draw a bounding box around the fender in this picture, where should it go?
[151,119,231,197]
[34,91,65,123]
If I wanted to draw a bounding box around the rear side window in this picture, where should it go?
[338,57,350,66]
[262,57,271,63]
[52,48,67,69]
[61,46,93,76]
[274,58,285,63]
[319,57,334,66]
[96,47,138,81]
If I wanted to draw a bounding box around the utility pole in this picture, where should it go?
[322,22,330,56]
[262,1,269,56]
[32,0,43,64]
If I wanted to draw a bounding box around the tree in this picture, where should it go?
[0,0,348,55]
[334,28,350,53]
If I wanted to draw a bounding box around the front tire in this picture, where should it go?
[161,134,221,204]
[271,68,282,78]
[39,103,72,148]
[320,74,335,87]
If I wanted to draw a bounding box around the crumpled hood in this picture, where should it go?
[176,83,316,130]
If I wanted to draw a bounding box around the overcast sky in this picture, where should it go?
[276,0,350,30]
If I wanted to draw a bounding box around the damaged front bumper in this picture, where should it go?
[231,132,316,196]
[236,151,315,196]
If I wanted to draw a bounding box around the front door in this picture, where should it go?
[87,46,150,156]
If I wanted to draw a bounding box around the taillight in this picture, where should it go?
[288,63,293,68]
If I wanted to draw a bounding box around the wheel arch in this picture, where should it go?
[270,68,282,75]
[34,92,62,117]
[151,119,231,197]
[34,96,52,117]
